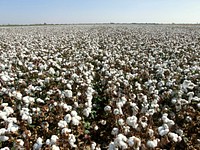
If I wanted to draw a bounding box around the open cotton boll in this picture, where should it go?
[111,127,119,136]
[1,74,10,82]
[0,136,9,142]
[83,107,92,117]
[33,137,43,150]
[168,132,182,142]
[68,134,77,148]
[61,128,71,135]
[158,124,169,136]
[64,114,72,123]
[147,139,159,148]
[48,67,55,75]
[52,145,60,150]
[126,115,138,129]
[12,91,22,100]
[58,120,68,128]
[51,135,59,144]
[64,90,73,98]
[162,113,175,127]
[22,96,35,105]
[91,142,96,150]
[114,134,128,150]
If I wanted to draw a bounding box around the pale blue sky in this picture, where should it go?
[0,0,200,24]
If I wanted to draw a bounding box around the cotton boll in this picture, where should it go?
[64,90,73,98]
[108,142,117,150]
[91,142,96,150]
[126,115,138,129]
[123,126,130,135]
[68,134,77,148]
[36,137,43,146]
[52,145,60,150]
[118,118,124,126]
[1,147,10,150]
[72,115,81,126]
[48,67,55,75]
[147,139,159,148]
[114,134,128,150]
[12,91,22,100]
[61,128,71,135]
[158,124,169,136]
[104,105,112,112]
[0,128,7,135]
[168,132,182,142]
[51,135,59,144]
[83,107,92,117]
[0,136,9,141]
[127,137,134,147]
[113,108,120,115]
[111,127,119,136]
[64,114,72,123]
[58,120,67,128]
[15,139,24,147]
[148,129,154,137]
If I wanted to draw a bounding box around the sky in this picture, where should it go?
[0,0,200,24]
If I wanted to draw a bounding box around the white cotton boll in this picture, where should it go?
[3,106,14,116]
[0,111,7,120]
[91,142,96,150]
[94,125,98,130]
[114,134,128,150]
[168,132,182,142]
[64,114,72,123]
[130,102,139,116]
[22,96,35,104]
[111,127,119,136]
[7,123,19,133]
[100,120,106,125]
[113,108,120,115]
[127,137,134,147]
[126,116,138,129]
[0,147,10,150]
[104,105,112,112]
[197,103,200,109]
[64,90,73,98]
[33,143,42,150]
[66,83,72,90]
[0,136,9,141]
[36,137,43,146]
[16,139,24,146]
[83,107,92,117]
[148,129,154,137]
[1,74,10,82]
[46,139,51,145]
[63,104,72,112]
[61,128,71,134]
[49,67,55,75]
[123,126,130,135]
[72,116,81,126]
[108,142,117,150]
[71,110,77,117]
[51,135,59,144]
[36,98,44,103]
[58,120,67,128]
[12,91,22,100]
[118,118,124,126]
[158,124,169,136]
[0,128,7,135]
[147,139,159,148]
[52,145,60,150]
[68,134,77,148]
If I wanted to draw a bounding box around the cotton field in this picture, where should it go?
[0,24,200,150]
